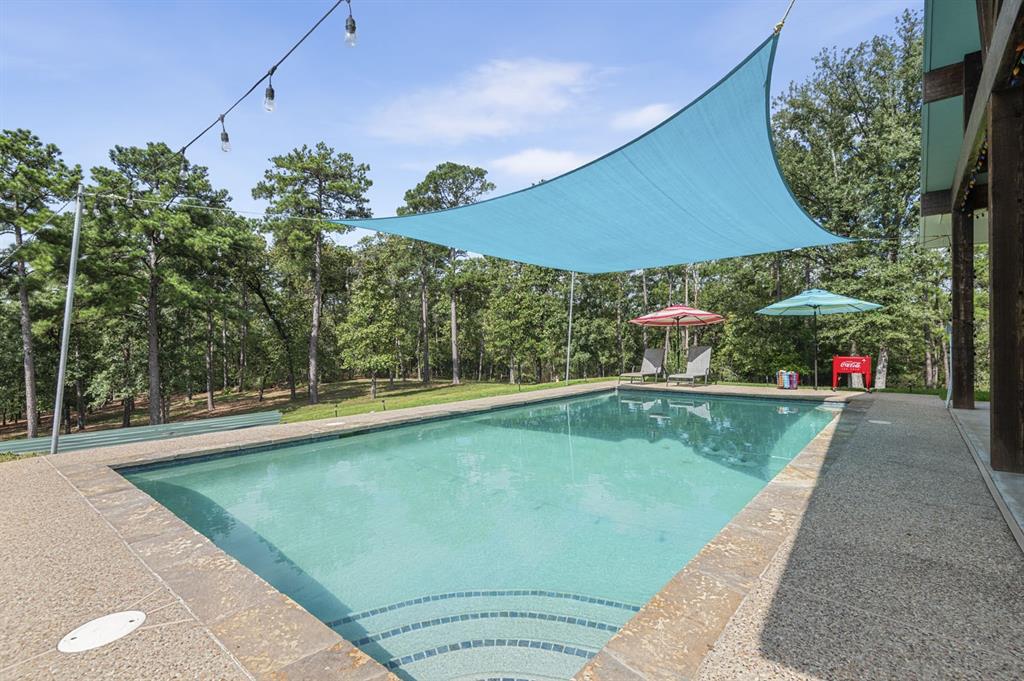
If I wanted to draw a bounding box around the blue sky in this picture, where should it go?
[2,0,917,245]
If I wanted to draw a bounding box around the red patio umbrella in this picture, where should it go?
[629,305,725,372]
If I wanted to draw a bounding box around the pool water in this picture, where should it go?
[126,390,837,680]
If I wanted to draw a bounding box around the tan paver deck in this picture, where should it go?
[3,385,1020,680]
[692,393,1024,680]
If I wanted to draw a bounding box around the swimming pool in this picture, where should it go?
[125,390,837,680]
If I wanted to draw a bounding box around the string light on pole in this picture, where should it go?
[219,115,231,152]
[345,0,357,47]
[264,66,276,112]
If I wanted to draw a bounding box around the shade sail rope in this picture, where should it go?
[333,30,848,273]
[775,0,798,34]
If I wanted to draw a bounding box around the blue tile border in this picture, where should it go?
[326,590,642,627]
[382,638,598,670]
[342,609,621,645]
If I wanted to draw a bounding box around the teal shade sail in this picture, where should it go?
[336,34,847,274]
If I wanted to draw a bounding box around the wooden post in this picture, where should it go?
[987,84,1024,473]
[951,207,975,409]
[952,51,983,410]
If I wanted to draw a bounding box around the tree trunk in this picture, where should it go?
[122,335,132,427]
[875,345,889,390]
[508,354,517,385]
[477,342,484,382]
[308,232,322,404]
[641,269,649,349]
[205,308,215,411]
[238,287,248,392]
[849,341,864,389]
[450,289,460,385]
[248,279,296,399]
[13,223,38,438]
[146,237,162,425]
[221,318,229,393]
[924,321,936,389]
[370,373,378,400]
[74,343,85,431]
[419,268,431,384]
[616,275,625,373]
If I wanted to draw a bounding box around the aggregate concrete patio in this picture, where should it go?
[2,385,1021,680]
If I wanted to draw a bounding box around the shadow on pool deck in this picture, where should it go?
[697,393,1024,679]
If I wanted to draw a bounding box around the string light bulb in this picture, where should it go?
[345,1,357,47]
[264,67,276,112]
[178,154,189,181]
[219,116,231,152]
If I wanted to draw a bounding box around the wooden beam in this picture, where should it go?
[921,187,986,217]
[976,0,996,60]
[987,85,1024,473]
[924,62,964,103]
[951,208,975,410]
[950,0,1024,213]
[962,51,984,116]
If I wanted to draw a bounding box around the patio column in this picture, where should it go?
[952,50,982,411]
[951,207,974,409]
[987,83,1024,473]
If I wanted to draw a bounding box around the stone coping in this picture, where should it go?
[44,381,860,680]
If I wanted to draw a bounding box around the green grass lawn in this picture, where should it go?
[281,377,613,423]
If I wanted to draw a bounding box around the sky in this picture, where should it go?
[1,0,918,247]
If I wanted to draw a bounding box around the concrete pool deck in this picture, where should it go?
[2,384,1021,679]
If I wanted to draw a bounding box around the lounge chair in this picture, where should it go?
[619,347,665,384]
[668,345,712,386]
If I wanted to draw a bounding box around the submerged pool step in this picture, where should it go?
[326,589,639,679]
[343,611,613,664]
[387,640,595,681]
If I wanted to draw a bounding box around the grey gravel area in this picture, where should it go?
[695,392,1024,681]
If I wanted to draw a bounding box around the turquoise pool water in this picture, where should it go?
[125,390,837,680]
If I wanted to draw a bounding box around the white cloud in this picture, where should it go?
[491,148,592,180]
[610,103,675,131]
[369,59,592,144]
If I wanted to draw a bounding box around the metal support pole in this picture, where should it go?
[50,184,84,455]
[564,271,575,383]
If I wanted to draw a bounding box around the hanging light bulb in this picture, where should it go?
[179,158,189,181]
[125,192,134,208]
[92,206,101,218]
[219,115,231,152]
[264,68,276,112]
[345,1,357,47]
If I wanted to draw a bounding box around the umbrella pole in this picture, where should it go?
[675,320,681,373]
[813,309,818,390]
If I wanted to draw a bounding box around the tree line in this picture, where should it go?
[1,11,976,439]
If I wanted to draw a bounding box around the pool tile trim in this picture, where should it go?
[383,638,598,670]
[42,381,858,681]
[328,589,641,627]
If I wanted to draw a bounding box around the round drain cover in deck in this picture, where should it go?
[57,611,146,653]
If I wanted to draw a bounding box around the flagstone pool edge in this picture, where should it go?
[46,381,859,680]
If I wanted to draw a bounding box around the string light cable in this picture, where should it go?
[173,0,355,168]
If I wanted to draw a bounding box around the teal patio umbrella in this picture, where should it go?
[756,289,883,389]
